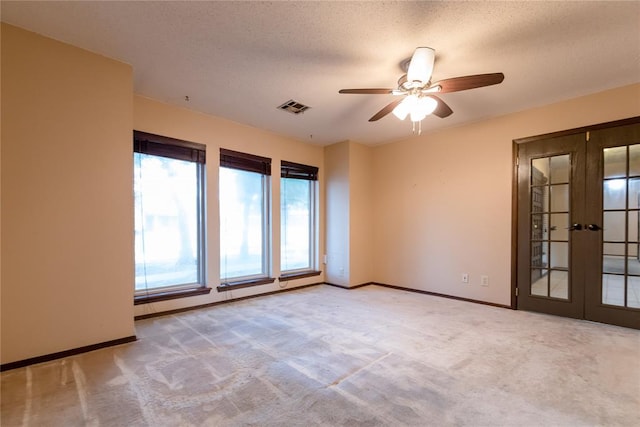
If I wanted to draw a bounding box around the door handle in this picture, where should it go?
[586,224,601,231]
[567,223,583,231]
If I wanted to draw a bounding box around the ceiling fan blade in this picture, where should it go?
[369,99,404,122]
[339,88,393,95]
[431,73,504,93]
[407,47,435,84]
[429,95,453,118]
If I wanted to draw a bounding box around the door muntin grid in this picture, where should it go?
[602,144,640,308]
[530,154,570,300]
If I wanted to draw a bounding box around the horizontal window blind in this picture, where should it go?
[220,148,271,175]
[134,130,206,164]
[281,160,318,181]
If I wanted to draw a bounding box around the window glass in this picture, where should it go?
[281,177,314,271]
[134,151,204,293]
[220,167,269,280]
[219,149,272,283]
[280,161,318,274]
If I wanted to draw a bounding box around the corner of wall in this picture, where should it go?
[1,24,135,364]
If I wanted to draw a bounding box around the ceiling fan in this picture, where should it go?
[339,47,504,133]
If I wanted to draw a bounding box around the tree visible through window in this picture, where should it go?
[219,149,271,283]
[281,161,318,273]
[134,131,205,294]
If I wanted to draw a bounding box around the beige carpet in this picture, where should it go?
[2,284,639,426]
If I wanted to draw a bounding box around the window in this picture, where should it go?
[280,161,318,277]
[134,131,207,302]
[219,149,273,288]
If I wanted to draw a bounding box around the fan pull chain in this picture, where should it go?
[412,120,422,135]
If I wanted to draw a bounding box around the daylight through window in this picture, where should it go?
[281,161,318,273]
[219,149,272,283]
[134,131,206,295]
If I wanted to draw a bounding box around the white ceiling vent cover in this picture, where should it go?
[278,99,311,115]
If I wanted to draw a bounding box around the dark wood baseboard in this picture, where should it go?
[1,335,137,372]
[135,282,324,320]
[324,281,511,309]
[324,282,373,290]
[371,282,513,309]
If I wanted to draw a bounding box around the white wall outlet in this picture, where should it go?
[481,275,489,287]
[462,273,469,284]
[323,254,327,264]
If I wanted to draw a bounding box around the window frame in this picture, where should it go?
[279,160,320,280]
[218,148,274,290]
[133,131,209,303]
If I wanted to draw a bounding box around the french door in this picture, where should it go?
[516,119,640,329]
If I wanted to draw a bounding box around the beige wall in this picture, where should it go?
[348,141,374,286]
[0,23,4,362]
[133,96,325,316]
[372,84,640,306]
[324,141,350,286]
[1,24,135,364]
[324,140,374,287]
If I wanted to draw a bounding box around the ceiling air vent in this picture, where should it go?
[278,99,310,115]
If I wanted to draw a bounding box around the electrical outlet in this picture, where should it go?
[481,275,489,287]
[462,273,469,284]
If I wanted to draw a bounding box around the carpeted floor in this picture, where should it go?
[2,284,639,426]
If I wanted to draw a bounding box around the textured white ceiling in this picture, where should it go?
[2,1,639,146]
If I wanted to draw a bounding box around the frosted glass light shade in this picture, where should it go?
[416,96,438,116]
[394,95,438,122]
[407,47,435,84]
[410,110,427,122]
[392,96,415,120]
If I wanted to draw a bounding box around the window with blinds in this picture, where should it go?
[133,131,206,297]
[219,149,272,285]
[280,161,318,274]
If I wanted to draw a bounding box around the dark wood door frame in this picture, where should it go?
[511,116,640,315]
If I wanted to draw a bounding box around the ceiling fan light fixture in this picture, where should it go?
[338,46,504,129]
[416,96,438,117]
[393,95,437,123]
[407,47,435,85]
[392,95,414,120]
[410,110,426,122]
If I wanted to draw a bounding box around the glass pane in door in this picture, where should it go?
[549,270,569,299]
[601,143,640,309]
[602,274,625,306]
[550,184,569,211]
[628,211,638,241]
[603,180,626,209]
[604,146,626,178]
[550,213,568,240]
[628,178,640,206]
[530,154,571,300]
[627,276,640,308]
[550,242,568,268]
[531,213,546,240]
[629,145,640,176]
[603,211,625,242]
[550,155,570,184]
[531,269,548,297]
[627,244,640,275]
